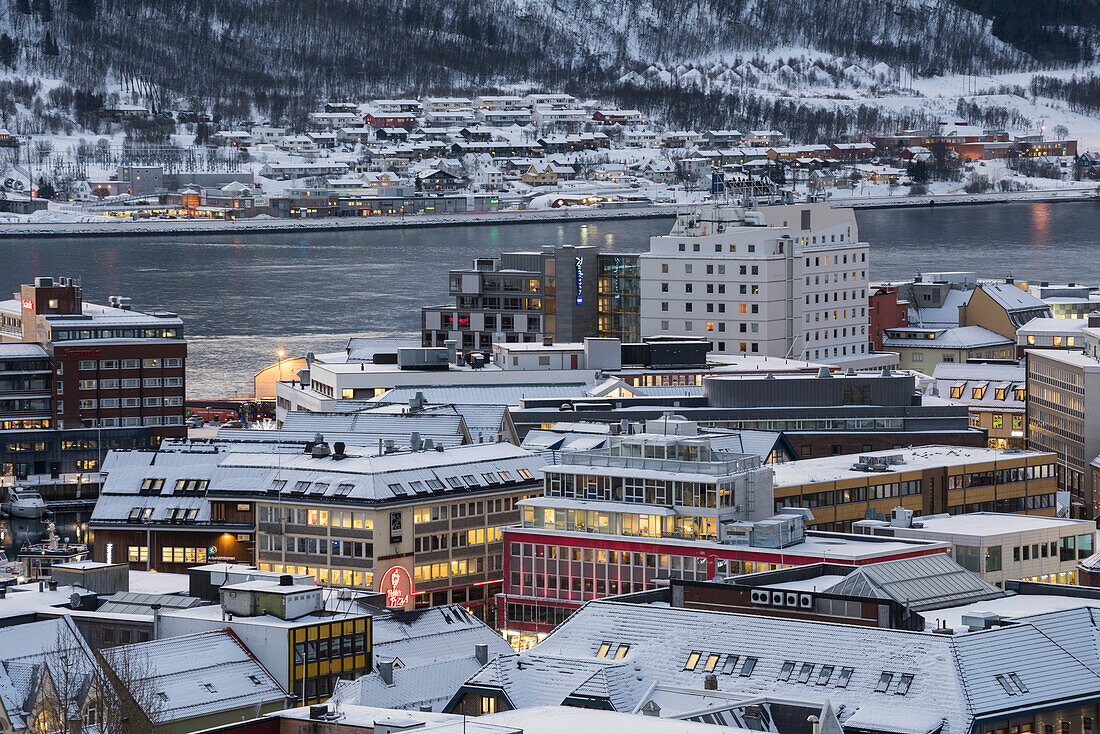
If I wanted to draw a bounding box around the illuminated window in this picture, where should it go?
[950,383,964,399]
[342,389,354,399]
[479,696,496,714]
[1068,336,1076,347]
[596,642,611,658]
[684,651,701,671]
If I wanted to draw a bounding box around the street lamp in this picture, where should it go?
[276,349,286,382]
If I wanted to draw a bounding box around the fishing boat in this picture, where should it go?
[17,522,88,580]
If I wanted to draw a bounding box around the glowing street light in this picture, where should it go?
[276,349,286,382]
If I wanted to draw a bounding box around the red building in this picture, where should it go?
[498,516,948,649]
[364,112,417,129]
[869,286,908,351]
[5,276,186,444]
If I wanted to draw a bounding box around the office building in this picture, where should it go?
[0,277,186,503]
[91,435,545,621]
[496,419,951,647]
[421,247,641,351]
[771,445,1058,532]
[0,277,186,441]
[855,509,1096,587]
[1027,341,1100,517]
[640,202,870,361]
[511,369,986,457]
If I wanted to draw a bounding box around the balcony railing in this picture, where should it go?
[559,451,760,476]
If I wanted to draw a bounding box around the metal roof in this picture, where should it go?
[822,553,1003,611]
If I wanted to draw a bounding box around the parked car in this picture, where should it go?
[221,420,243,429]
[185,416,205,428]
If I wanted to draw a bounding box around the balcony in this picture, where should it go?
[559,451,760,476]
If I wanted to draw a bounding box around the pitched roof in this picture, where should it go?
[102,630,286,722]
[331,605,512,711]
[456,600,1100,734]
[822,554,1003,611]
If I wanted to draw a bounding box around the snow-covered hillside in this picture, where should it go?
[0,0,1097,141]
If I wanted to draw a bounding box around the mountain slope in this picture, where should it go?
[1,0,1098,137]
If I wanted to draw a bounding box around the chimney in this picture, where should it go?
[48,579,58,591]
[379,659,394,685]
[151,603,161,639]
[279,574,294,586]
[704,673,718,690]
[410,432,422,451]
[333,441,346,459]
[808,715,821,734]
[423,438,434,451]
[475,643,489,665]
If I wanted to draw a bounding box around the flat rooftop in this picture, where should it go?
[896,511,1093,537]
[511,525,949,562]
[772,446,1052,487]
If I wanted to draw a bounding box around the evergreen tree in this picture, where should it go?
[41,30,59,56]
[16,0,32,15]
[36,178,56,199]
[0,35,19,70]
[907,159,929,183]
[68,0,94,22]
[33,0,52,22]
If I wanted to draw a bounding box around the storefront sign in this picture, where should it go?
[63,348,101,358]
[379,565,413,608]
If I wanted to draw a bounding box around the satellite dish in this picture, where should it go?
[13,180,25,191]
[3,178,13,189]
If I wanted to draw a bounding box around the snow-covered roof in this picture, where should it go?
[892,511,1093,538]
[332,604,512,711]
[0,343,47,358]
[102,630,285,722]
[771,446,1051,487]
[457,599,1100,734]
[883,325,1013,349]
[980,282,1051,314]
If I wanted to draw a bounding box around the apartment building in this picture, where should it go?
[640,202,870,362]
[772,445,1059,532]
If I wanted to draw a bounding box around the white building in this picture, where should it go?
[639,202,870,362]
[856,509,1096,587]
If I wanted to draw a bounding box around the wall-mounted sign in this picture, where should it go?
[63,348,101,358]
[378,565,413,608]
[20,299,33,310]
[575,256,584,305]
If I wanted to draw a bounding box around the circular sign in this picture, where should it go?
[207,546,217,556]
[378,565,413,608]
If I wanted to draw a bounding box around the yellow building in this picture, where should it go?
[771,445,1058,533]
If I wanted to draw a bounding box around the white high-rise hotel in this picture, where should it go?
[640,201,869,361]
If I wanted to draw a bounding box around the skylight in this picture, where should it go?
[797,663,814,683]
[817,666,834,686]
[684,651,701,671]
[778,661,795,681]
[613,644,629,660]
[1007,673,1028,693]
[739,657,757,677]
[722,656,739,675]
[896,673,914,695]
[875,672,893,693]
[597,642,611,658]
[704,654,720,672]
[836,667,853,688]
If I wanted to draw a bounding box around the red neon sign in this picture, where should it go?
[63,348,101,358]
[378,565,413,608]
[20,299,33,310]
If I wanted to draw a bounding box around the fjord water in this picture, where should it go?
[1,200,1096,397]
